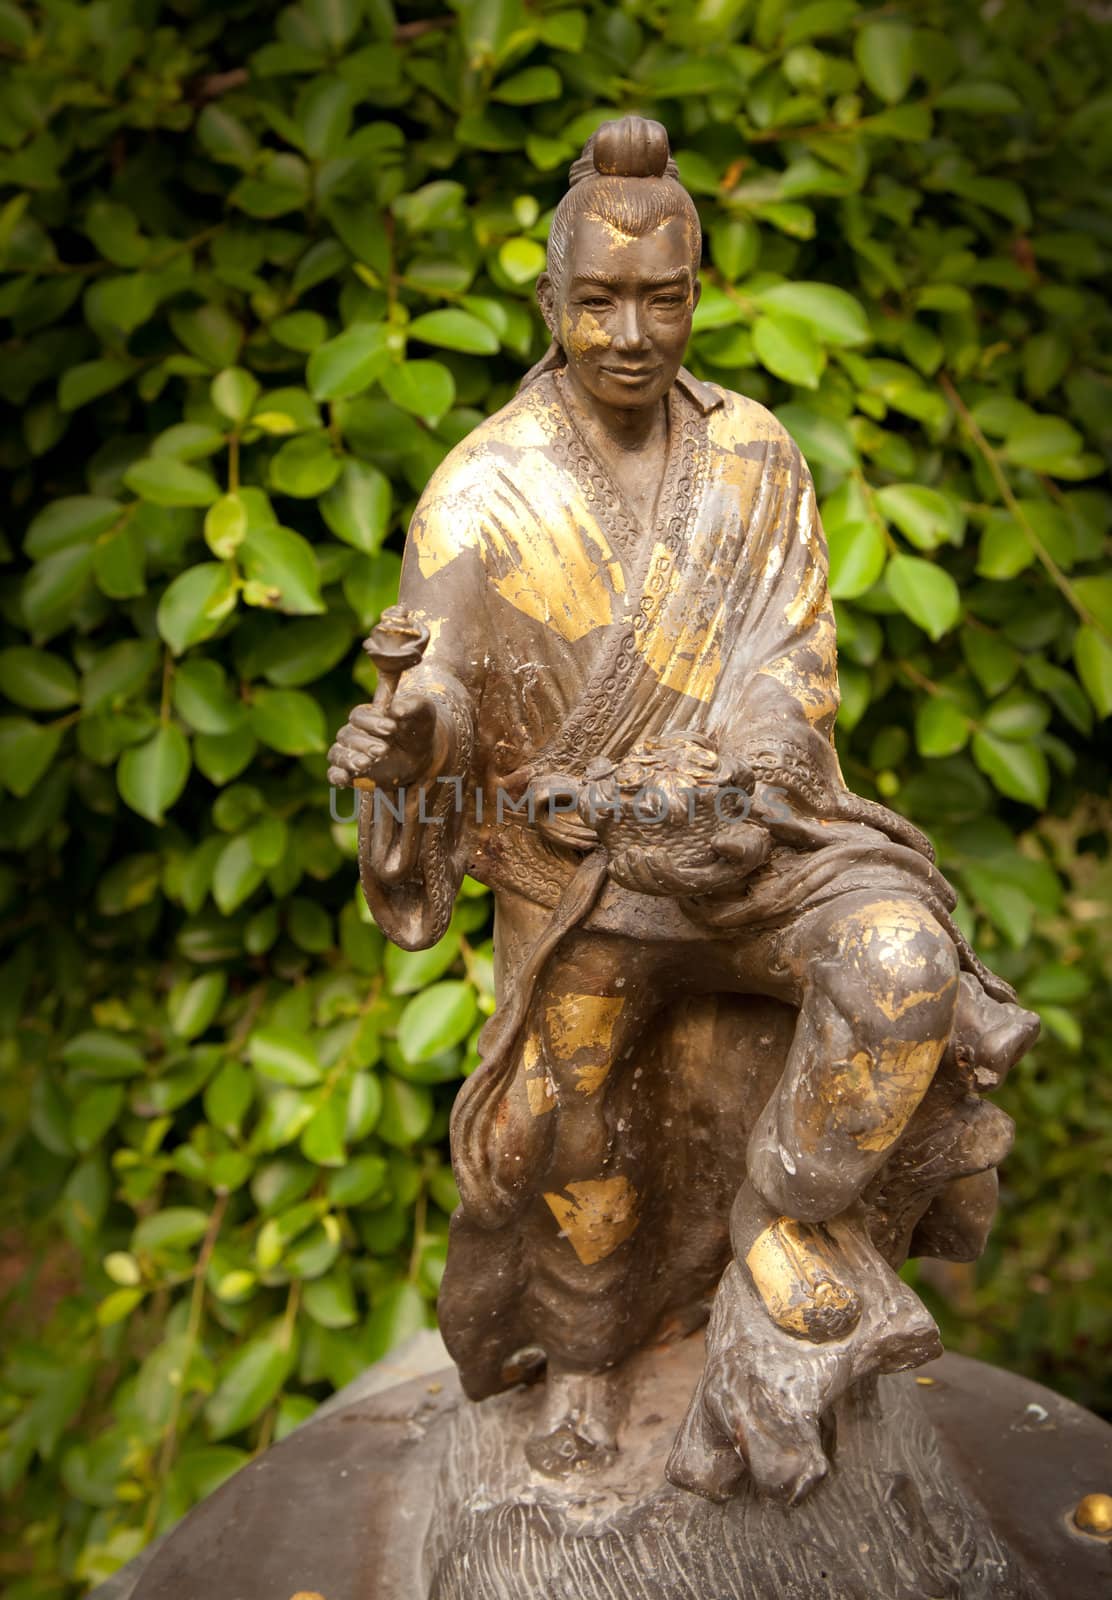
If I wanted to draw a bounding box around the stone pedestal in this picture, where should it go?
[133,1340,1112,1600]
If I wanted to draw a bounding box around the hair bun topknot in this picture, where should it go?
[567,115,680,187]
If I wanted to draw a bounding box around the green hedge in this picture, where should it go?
[1,0,1110,1590]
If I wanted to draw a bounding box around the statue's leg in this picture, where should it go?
[742,891,961,1280]
[518,932,675,1475]
[669,892,962,1503]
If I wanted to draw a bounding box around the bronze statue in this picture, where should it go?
[328,115,1039,1510]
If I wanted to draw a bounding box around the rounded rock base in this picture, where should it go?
[134,1342,1112,1600]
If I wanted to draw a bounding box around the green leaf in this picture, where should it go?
[170,304,243,369]
[169,972,227,1040]
[326,1153,388,1208]
[492,64,561,103]
[251,388,322,435]
[365,1281,426,1362]
[977,514,1031,580]
[298,74,355,159]
[406,308,500,355]
[211,367,260,424]
[172,660,244,735]
[124,458,221,509]
[935,81,1022,114]
[212,836,266,914]
[307,324,390,401]
[117,725,191,824]
[205,1325,294,1441]
[962,631,1019,697]
[753,283,870,347]
[195,729,257,785]
[381,360,455,423]
[97,1287,146,1328]
[982,690,1049,741]
[1074,625,1112,718]
[0,647,79,710]
[248,1027,322,1087]
[0,717,63,796]
[385,928,462,994]
[300,1094,347,1166]
[198,105,259,168]
[269,431,342,498]
[72,1083,125,1152]
[826,521,886,600]
[1022,332,1071,402]
[320,459,392,552]
[971,731,1049,807]
[752,313,825,388]
[248,687,326,754]
[776,405,859,471]
[376,1076,433,1147]
[24,496,121,558]
[204,494,248,560]
[204,1060,255,1133]
[255,617,351,686]
[1073,577,1112,634]
[58,358,134,412]
[497,236,546,285]
[158,564,238,655]
[270,311,328,352]
[855,21,916,104]
[240,522,324,614]
[94,521,146,599]
[886,554,961,640]
[62,1031,145,1080]
[303,1265,357,1328]
[133,1207,211,1254]
[1004,415,1084,472]
[396,981,478,1063]
[874,485,964,551]
[22,547,95,639]
[915,697,970,758]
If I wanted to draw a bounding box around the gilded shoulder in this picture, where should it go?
[705,386,802,463]
[408,384,554,575]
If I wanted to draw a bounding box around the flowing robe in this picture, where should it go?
[358,368,1008,1395]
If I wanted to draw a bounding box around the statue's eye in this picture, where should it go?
[579,296,612,310]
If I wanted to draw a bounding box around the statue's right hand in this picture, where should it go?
[327,693,441,790]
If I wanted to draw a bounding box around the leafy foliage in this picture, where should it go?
[1,0,1109,1590]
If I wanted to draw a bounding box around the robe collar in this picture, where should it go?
[674,368,725,415]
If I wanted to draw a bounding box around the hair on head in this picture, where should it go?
[546,115,701,292]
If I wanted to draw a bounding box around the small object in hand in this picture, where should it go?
[364,606,430,695]
[1073,1492,1112,1536]
[351,607,431,791]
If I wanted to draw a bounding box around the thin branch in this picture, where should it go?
[939,372,1107,640]
[144,1193,228,1539]
[394,16,454,40]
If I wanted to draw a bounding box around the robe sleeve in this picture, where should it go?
[357,491,487,951]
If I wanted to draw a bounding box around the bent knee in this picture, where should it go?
[822,897,960,1030]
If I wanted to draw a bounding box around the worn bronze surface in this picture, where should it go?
[328,114,1041,1522]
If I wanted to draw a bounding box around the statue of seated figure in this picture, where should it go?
[328,115,1039,1506]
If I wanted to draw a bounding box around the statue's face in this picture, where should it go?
[542,213,700,411]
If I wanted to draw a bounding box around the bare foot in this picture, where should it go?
[525,1367,625,1477]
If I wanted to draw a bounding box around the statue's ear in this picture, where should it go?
[536,272,557,336]
[691,275,702,312]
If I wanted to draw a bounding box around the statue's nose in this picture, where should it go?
[612,300,649,352]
